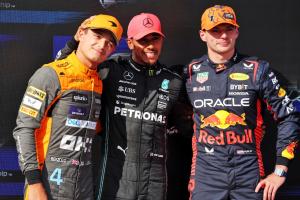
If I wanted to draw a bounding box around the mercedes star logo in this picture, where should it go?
[123,71,134,81]
[143,18,154,28]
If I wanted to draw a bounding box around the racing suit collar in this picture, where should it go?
[206,51,240,73]
[67,51,98,76]
[128,56,162,76]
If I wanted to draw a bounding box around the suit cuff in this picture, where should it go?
[25,169,42,185]
[276,156,290,167]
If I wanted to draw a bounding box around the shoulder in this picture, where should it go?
[238,54,271,82]
[185,55,208,73]
[100,55,129,69]
[162,66,183,80]
[182,55,208,79]
[43,58,71,70]
[239,54,269,66]
[32,63,58,81]
[188,55,208,66]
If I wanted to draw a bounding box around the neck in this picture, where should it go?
[207,49,235,64]
[76,50,97,70]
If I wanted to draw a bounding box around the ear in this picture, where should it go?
[199,30,207,42]
[127,38,134,50]
[77,28,86,41]
[235,28,239,39]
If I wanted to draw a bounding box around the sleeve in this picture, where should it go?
[167,93,193,138]
[98,57,122,81]
[98,60,112,81]
[258,61,300,167]
[167,67,193,138]
[12,66,60,184]
[55,37,78,60]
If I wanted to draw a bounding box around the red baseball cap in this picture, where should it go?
[127,13,165,40]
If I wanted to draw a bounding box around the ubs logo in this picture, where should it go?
[143,17,154,28]
[123,71,134,81]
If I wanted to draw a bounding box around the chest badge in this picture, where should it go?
[161,79,170,90]
[229,73,249,81]
[196,72,209,84]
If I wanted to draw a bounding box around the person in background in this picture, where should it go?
[185,5,300,200]
[13,14,123,200]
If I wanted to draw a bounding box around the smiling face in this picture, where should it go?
[200,24,239,61]
[76,28,116,69]
[127,33,164,66]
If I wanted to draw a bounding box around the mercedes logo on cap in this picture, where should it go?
[143,18,154,28]
[123,71,134,81]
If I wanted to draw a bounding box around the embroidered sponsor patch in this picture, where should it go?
[229,73,249,81]
[196,72,209,84]
[19,105,38,118]
[72,93,88,104]
[68,106,87,116]
[65,118,96,130]
[161,79,170,90]
[278,87,286,98]
[22,95,42,110]
[26,86,46,101]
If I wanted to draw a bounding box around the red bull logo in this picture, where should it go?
[198,129,253,145]
[282,141,298,160]
[200,110,246,129]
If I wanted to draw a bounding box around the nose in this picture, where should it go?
[220,30,228,39]
[97,38,107,49]
[145,41,156,49]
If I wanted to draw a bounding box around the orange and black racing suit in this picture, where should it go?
[13,52,102,200]
[185,53,300,200]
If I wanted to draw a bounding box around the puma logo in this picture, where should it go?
[204,147,214,155]
[243,63,254,68]
[117,145,128,156]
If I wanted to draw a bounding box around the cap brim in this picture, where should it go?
[131,30,165,40]
[203,22,239,31]
[90,28,119,45]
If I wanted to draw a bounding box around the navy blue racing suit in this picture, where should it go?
[185,53,300,200]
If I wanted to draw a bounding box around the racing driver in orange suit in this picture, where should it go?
[13,14,123,200]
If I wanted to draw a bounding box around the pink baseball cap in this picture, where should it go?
[127,13,165,40]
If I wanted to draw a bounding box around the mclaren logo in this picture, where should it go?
[143,17,154,28]
[108,20,117,27]
[123,71,134,81]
